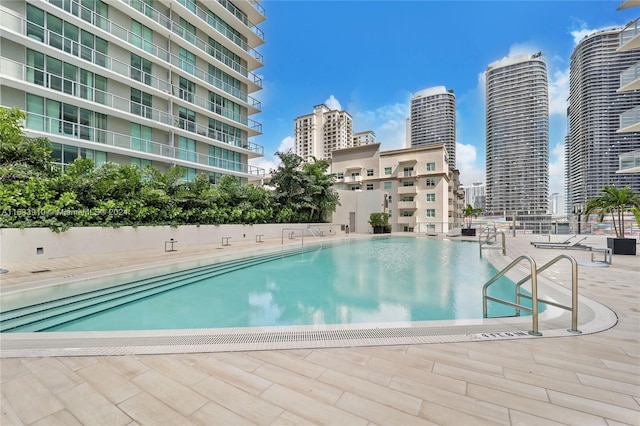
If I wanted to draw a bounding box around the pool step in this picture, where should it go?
[1,246,317,332]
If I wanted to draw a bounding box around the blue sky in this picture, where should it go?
[249,1,639,195]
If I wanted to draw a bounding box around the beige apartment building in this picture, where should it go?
[330,143,464,233]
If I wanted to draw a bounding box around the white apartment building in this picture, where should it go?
[485,54,549,217]
[0,0,265,184]
[330,143,464,233]
[566,27,640,213]
[408,86,456,168]
[463,181,486,211]
[353,130,375,147]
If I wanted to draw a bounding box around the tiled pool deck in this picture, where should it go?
[1,233,639,425]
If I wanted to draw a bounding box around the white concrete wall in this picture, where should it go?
[0,224,339,263]
[332,189,384,234]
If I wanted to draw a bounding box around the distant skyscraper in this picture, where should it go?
[485,54,549,216]
[353,130,376,147]
[566,27,640,214]
[409,86,456,168]
[294,104,353,160]
[463,182,486,211]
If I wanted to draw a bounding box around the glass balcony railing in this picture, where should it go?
[619,150,640,171]
[177,0,263,64]
[247,0,266,18]
[23,112,265,176]
[619,18,640,47]
[15,6,261,109]
[3,54,260,132]
[620,105,640,130]
[620,62,640,88]
[216,0,264,41]
[119,0,263,90]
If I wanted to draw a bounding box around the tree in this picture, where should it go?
[584,185,640,239]
[462,204,483,229]
[0,106,55,182]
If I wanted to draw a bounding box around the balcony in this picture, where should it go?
[619,105,640,133]
[397,201,417,210]
[119,0,263,90]
[175,0,264,65]
[618,18,640,52]
[618,62,640,92]
[397,215,416,225]
[618,150,640,174]
[398,170,416,178]
[3,8,261,110]
[344,176,363,183]
[398,185,418,195]
[1,57,261,136]
[23,112,265,177]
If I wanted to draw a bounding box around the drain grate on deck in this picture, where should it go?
[0,322,540,358]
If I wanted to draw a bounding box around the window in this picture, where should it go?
[131,20,154,54]
[426,178,436,187]
[337,172,344,179]
[402,211,413,217]
[131,54,152,85]
[209,145,242,171]
[401,196,414,202]
[179,107,196,132]
[383,181,392,190]
[178,136,196,162]
[403,166,414,177]
[179,77,195,103]
[366,183,374,190]
[403,181,414,187]
[131,123,153,152]
[180,18,196,44]
[131,89,152,119]
[426,209,436,217]
[426,193,435,202]
[426,162,436,171]
[179,47,196,75]
[388,210,392,217]
[387,196,392,204]
[366,168,374,177]
[384,167,392,175]
[131,157,152,169]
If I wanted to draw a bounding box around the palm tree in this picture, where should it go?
[584,185,640,239]
[462,204,483,229]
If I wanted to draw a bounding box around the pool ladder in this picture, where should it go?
[482,254,581,336]
[479,228,506,257]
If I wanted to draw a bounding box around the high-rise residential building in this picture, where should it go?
[463,181,486,211]
[330,143,463,233]
[408,86,456,168]
[566,27,640,213]
[294,104,376,161]
[485,54,549,217]
[353,130,376,147]
[0,0,265,184]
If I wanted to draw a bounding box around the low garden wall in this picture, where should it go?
[0,223,339,264]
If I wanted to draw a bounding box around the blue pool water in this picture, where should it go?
[41,237,528,332]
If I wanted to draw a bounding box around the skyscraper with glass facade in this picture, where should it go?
[485,54,549,217]
[0,0,265,183]
[566,27,640,213]
[408,86,456,169]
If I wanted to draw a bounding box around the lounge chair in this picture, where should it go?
[531,236,588,249]
[530,235,577,246]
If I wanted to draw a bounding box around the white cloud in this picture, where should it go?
[351,96,411,150]
[548,68,569,116]
[456,142,485,186]
[549,142,565,195]
[324,95,342,110]
[249,136,294,174]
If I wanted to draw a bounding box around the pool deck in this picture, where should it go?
[1,233,639,425]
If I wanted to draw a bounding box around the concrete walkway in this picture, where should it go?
[1,233,639,425]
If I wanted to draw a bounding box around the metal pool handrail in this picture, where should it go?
[482,254,580,336]
[479,228,506,257]
[281,228,305,245]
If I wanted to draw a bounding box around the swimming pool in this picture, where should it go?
[1,237,528,333]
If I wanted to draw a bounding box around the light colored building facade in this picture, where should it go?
[408,86,456,168]
[463,181,486,211]
[566,27,640,213]
[617,14,640,176]
[0,0,265,183]
[330,143,464,233]
[294,104,354,161]
[353,130,375,147]
[485,54,549,218]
